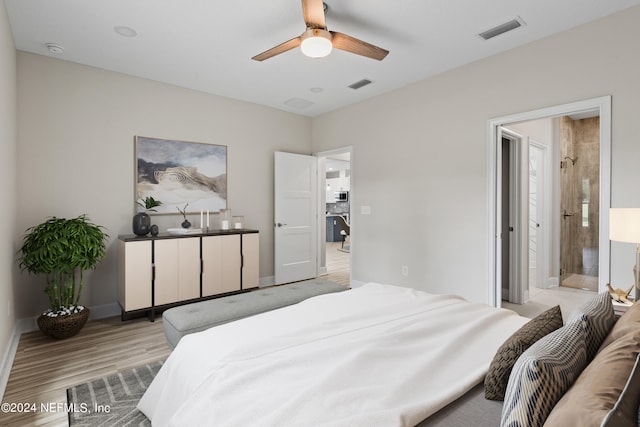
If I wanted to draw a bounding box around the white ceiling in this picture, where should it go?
[5,0,640,117]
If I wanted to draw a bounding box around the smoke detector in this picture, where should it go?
[45,43,64,54]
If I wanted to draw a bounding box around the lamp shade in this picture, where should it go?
[610,208,640,244]
[300,29,333,58]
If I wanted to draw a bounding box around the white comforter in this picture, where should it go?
[138,283,528,427]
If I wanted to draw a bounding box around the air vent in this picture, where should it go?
[326,171,340,179]
[478,17,525,40]
[348,79,373,90]
[283,97,314,109]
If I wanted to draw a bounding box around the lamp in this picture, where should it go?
[300,29,333,58]
[609,208,640,300]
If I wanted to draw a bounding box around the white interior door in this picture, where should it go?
[274,151,318,284]
[529,141,547,295]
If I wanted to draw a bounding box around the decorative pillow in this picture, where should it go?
[484,305,563,401]
[599,300,640,350]
[544,334,640,427]
[567,291,615,360]
[500,319,588,427]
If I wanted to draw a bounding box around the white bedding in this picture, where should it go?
[138,283,528,427]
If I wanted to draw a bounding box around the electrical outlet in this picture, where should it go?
[402,265,409,277]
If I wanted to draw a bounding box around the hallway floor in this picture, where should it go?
[502,285,596,319]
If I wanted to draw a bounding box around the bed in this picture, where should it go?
[138,283,528,426]
[138,282,640,427]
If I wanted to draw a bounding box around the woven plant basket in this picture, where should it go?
[37,308,90,339]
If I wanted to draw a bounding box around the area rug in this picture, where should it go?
[67,360,163,426]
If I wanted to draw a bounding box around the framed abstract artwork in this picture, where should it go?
[135,136,227,214]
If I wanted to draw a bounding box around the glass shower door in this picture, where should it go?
[559,116,600,292]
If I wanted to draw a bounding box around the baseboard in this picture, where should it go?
[0,317,33,400]
[259,276,275,288]
[89,302,121,320]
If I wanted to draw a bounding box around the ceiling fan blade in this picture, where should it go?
[330,31,389,61]
[252,37,302,61]
[301,0,326,29]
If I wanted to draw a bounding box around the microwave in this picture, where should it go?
[334,191,349,202]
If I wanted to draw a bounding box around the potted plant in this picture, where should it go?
[133,196,162,236]
[17,215,109,339]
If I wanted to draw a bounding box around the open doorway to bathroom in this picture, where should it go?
[488,96,611,319]
[316,148,351,287]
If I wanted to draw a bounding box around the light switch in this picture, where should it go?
[361,206,371,215]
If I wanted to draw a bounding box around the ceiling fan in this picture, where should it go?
[252,0,389,61]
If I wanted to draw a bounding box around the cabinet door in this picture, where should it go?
[242,233,259,289]
[155,237,201,305]
[202,236,223,297]
[177,237,201,301]
[202,235,241,296]
[154,239,179,306]
[118,240,152,311]
[221,234,241,293]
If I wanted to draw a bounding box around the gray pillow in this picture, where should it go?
[484,305,563,401]
[500,319,588,427]
[568,291,615,360]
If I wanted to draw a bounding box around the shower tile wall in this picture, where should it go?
[560,116,600,285]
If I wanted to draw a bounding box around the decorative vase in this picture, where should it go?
[133,212,150,236]
[37,308,90,339]
[150,224,159,236]
[181,219,191,229]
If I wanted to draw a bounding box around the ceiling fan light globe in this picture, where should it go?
[300,29,333,58]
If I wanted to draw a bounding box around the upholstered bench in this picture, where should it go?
[163,280,348,348]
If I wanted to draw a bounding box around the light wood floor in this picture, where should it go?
[2,316,170,427]
[2,246,351,427]
[324,240,350,286]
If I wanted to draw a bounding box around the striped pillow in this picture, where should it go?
[500,319,588,427]
[568,291,615,360]
[484,305,563,401]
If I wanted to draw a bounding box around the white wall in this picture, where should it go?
[0,1,17,393]
[14,53,312,318]
[312,6,640,304]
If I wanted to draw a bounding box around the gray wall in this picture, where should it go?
[13,52,312,318]
[0,2,17,368]
[312,6,640,303]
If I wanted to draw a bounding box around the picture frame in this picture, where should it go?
[135,136,227,214]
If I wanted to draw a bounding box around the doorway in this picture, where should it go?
[488,96,611,309]
[316,148,352,287]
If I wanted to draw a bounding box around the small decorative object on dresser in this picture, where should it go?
[17,215,108,338]
[607,283,633,303]
[177,203,191,228]
[219,208,231,230]
[133,196,162,236]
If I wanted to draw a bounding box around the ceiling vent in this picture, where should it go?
[348,79,373,90]
[283,97,314,109]
[478,17,525,40]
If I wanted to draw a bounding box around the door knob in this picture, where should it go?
[276,222,287,227]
